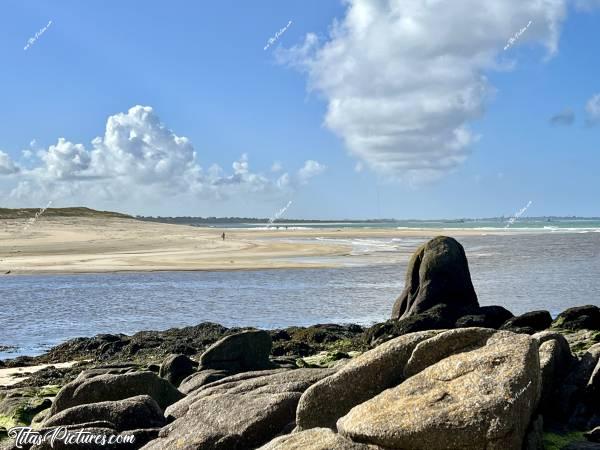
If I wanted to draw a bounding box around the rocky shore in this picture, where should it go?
[1,236,600,449]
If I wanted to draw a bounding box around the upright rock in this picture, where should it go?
[391,236,479,320]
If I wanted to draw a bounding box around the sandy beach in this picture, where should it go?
[0,216,500,275]
[0,361,79,387]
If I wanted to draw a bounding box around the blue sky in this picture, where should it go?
[0,0,599,219]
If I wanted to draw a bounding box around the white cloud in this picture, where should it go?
[41,138,91,179]
[0,151,19,175]
[585,94,600,125]
[297,160,326,184]
[2,106,326,209]
[283,0,571,182]
[276,172,291,189]
[271,161,283,172]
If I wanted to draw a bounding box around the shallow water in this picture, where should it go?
[1,232,599,358]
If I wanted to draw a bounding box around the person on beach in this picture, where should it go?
[221,232,226,241]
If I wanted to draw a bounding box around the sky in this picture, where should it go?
[0,0,599,219]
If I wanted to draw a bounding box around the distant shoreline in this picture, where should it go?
[1,215,599,276]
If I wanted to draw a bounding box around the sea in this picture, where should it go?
[1,218,599,359]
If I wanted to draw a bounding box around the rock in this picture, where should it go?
[297,351,351,368]
[404,327,497,378]
[271,356,301,369]
[148,393,300,450]
[532,331,575,415]
[585,426,600,443]
[0,389,53,429]
[120,428,161,448]
[587,359,600,403]
[35,322,234,366]
[455,305,514,329]
[158,354,196,387]
[74,366,138,382]
[296,330,439,431]
[523,415,544,450]
[142,369,333,450]
[562,443,600,450]
[31,408,51,427]
[43,395,166,431]
[501,310,553,334]
[165,368,324,419]
[554,306,600,331]
[391,236,479,320]
[478,305,515,328]
[555,344,600,423]
[168,368,290,416]
[258,428,375,449]
[199,330,273,371]
[337,331,540,450]
[454,314,487,328]
[271,324,365,358]
[365,304,457,346]
[564,329,600,355]
[48,371,184,417]
[178,369,231,395]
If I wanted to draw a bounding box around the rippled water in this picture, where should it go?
[1,232,599,358]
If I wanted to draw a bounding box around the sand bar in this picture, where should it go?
[0,216,516,275]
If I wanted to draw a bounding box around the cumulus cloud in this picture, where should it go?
[271,161,283,172]
[549,108,575,126]
[1,106,325,207]
[297,160,326,184]
[283,0,571,182]
[585,94,600,126]
[41,138,92,179]
[0,151,19,175]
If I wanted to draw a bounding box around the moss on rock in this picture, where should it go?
[542,431,585,450]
